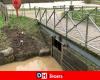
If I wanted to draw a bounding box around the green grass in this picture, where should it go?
[8,15,39,37]
[66,9,100,26]
[0,15,39,50]
[0,16,10,50]
[0,31,11,50]
[0,16,4,29]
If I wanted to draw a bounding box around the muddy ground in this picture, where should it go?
[1,26,47,61]
[0,56,62,71]
[0,26,62,71]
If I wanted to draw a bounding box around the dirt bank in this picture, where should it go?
[2,26,46,61]
[0,16,50,65]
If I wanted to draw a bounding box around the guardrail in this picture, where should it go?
[34,5,100,55]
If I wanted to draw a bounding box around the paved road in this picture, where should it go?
[6,1,100,10]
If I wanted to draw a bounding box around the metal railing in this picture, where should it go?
[34,5,100,54]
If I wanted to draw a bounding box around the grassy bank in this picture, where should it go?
[0,16,9,50]
[64,9,100,26]
[0,15,48,64]
[0,15,39,50]
[8,16,39,37]
[0,16,4,29]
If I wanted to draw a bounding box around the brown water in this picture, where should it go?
[0,56,62,71]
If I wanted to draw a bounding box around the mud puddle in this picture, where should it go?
[0,56,62,71]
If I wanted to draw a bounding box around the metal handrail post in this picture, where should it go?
[64,5,68,37]
[64,5,65,14]
[40,8,41,22]
[54,7,56,31]
[82,6,84,19]
[85,15,89,47]
[46,9,47,26]
[46,10,55,24]
[95,7,97,23]
[34,7,36,19]
[40,9,46,22]
[66,12,68,38]
[36,7,40,19]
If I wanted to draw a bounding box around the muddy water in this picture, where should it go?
[0,56,62,71]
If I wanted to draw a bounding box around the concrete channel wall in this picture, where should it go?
[40,24,99,71]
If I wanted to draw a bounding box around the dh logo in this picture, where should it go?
[37,72,47,79]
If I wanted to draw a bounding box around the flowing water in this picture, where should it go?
[0,56,62,71]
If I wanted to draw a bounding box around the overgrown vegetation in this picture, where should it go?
[0,31,11,50]
[0,16,4,29]
[0,15,40,51]
[67,9,100,26]
[0,16,10,50]
[0,16,47,64]
[8,16,39,37]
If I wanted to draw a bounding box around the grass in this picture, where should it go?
[0,31,11,50]
[66,9,100,26]
[0,16,10,50]
[0,15,39,50]
[0,16,4,29]
[8,15,39,37]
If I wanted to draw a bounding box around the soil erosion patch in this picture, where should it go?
[3,26,46,61]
